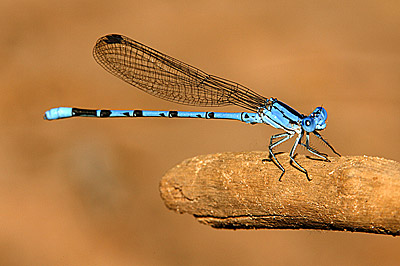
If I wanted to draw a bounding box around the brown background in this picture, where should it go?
[1,0,399,265]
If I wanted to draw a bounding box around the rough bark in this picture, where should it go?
[159,152,400,236]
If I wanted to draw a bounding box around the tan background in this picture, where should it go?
[1,0,399,265]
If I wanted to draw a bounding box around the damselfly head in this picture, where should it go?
[302,107,327,132]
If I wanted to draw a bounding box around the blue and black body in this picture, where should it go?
[44,34,340,181]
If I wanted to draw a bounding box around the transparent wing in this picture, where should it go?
[93,34,267,111]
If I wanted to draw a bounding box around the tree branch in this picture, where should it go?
[159,152,400,236]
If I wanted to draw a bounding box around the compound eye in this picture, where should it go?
[314,107,327,120]
[301,117,316,132]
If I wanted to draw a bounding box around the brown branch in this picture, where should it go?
[159,152,400,236]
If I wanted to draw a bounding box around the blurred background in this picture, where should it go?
[1,0,399,265]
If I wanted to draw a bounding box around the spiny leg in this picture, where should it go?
[313,131,341,157]
[289,131,312,181]
[266,132,294,181]
[262,133,288,163]
[300,132,329,161]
